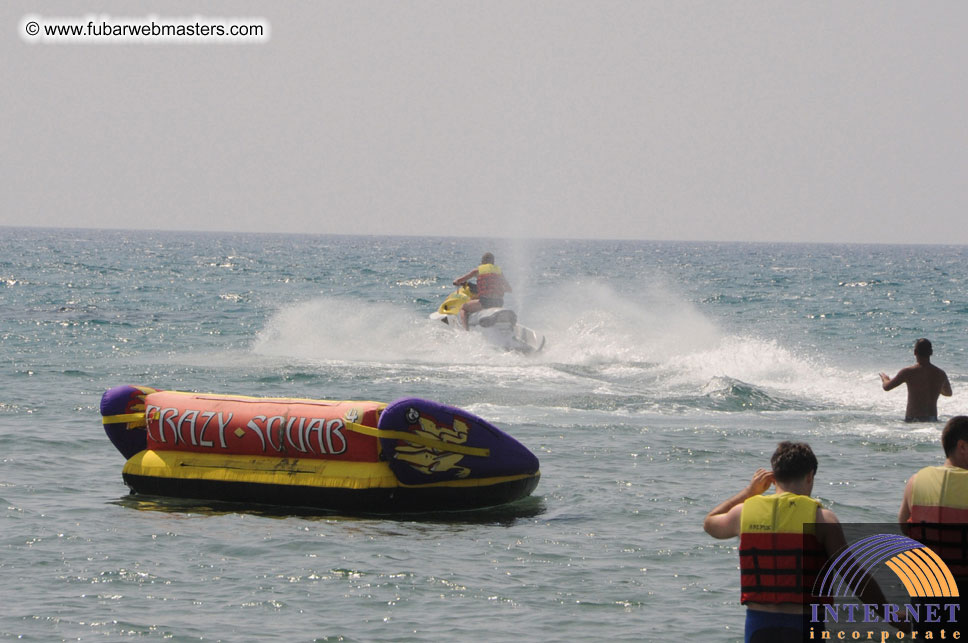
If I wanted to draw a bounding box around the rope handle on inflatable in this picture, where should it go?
[346,423,490,457]
[102,386,158,427]
[102,412,147,427]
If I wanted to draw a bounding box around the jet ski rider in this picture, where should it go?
[453,252,512,330]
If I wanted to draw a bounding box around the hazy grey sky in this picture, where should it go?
[3,2,966,243]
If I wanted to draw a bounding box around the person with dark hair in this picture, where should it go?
[452,252,512,330]
[880,338,952,422]
[899,416,968,631]
[899,415,968,535]
[770,441,819,482]
[703,442,845,642]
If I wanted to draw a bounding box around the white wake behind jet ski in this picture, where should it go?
[430,285,545,354]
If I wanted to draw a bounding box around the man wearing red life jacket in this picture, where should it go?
[452,252,512,330]
[704,442,846,642]
[899,415,968,581]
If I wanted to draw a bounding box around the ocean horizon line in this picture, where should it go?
[3,223,966,250]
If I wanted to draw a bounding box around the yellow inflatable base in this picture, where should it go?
[124,450,399,490]
[121,450,542,513]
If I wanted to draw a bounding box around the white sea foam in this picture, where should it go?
[251,296,497,365]
[250,280,904,418]
[525,278,721,365]
[519,280,893,412]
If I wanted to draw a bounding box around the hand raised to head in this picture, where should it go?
[747,468,775,496]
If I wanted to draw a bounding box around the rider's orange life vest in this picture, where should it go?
[908,465,968,578]
[476,263,507,299]
[739,493,828,605]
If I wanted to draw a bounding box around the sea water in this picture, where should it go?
[1,228,965,641]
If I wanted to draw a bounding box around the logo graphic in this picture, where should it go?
[394,413,473,477]
[815,534,960,599]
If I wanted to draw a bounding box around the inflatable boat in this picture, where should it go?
[430,285,545,354]
[100,385,540,513]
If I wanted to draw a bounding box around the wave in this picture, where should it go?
[692,376,817,413]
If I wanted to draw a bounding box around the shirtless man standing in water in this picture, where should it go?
[880,338,953,422]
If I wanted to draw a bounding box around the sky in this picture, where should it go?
[2,1,966,244]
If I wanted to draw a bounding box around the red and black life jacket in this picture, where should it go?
[908,466,968,578]
[739,493,828,605]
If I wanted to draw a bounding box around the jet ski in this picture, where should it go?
[430,284,546,354]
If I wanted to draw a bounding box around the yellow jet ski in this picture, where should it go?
[430,284,545,354]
